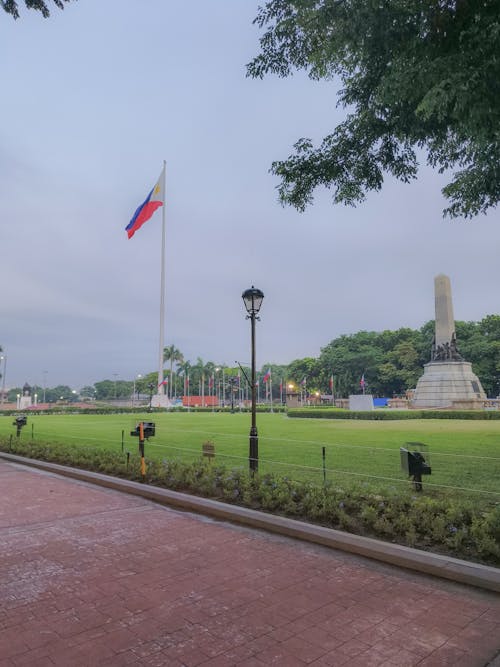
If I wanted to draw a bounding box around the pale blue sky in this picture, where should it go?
[1,0,499,389]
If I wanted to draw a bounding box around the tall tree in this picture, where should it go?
[163,345,184,399]
[248,1,500,219]
[2,0,74,19]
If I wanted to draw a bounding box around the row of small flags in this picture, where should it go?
[158,372,367,390]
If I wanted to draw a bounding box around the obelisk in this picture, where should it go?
[434,274,455,349]
[412,275,486,408]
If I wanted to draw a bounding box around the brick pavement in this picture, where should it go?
[1,459,499,667]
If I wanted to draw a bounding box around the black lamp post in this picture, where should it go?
[227,376,237,413]
[242,286,264,472]
[148,382,155,412]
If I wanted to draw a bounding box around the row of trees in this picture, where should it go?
[3,315,499,403]
[4,385,79,403]
[160,315,500,399]
[88,314,500,400]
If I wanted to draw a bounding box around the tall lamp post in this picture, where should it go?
[242,286,264,473]
[133,374,142,407]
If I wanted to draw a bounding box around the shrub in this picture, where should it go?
[287,408,500,420]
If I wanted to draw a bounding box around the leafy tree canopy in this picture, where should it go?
[247,0,500,219]
[1,0,73,19]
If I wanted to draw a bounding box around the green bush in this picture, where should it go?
[1,436,499,567]
[288,408,500,420]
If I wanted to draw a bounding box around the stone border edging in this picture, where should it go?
[1,451,499,593]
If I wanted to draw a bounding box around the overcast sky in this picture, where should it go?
[1,0,499,390]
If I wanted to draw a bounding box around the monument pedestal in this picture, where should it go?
[411,361,486,409]
[150,394,171,409]
[19,396,32,410]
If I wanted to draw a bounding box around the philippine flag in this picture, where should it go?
[126,166,165,239]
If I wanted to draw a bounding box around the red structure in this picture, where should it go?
[182,395,218,407]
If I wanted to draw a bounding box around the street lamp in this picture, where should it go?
[133,374,142,406]
[227,376,238,413]
[242,286,264,473]
[148,382,155,412]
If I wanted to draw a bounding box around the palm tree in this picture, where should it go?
[163,345,184,399]
[177,360,192,403]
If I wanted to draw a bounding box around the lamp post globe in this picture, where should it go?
[242,286,264,473]
[242,287,264,317]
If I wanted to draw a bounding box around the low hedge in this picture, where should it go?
[1,436,499,567]
[1,406,286,416]
[288,408,500,420]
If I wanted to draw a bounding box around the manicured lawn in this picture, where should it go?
[1,411,499,498]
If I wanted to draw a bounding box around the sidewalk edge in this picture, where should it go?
[1,451,499,593]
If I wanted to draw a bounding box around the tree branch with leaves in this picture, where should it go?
[1,0,74,19]
[247,0,500,219]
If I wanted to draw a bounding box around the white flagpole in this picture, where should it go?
[157,161,167,397]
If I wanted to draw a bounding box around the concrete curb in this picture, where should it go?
[2,451,499,593]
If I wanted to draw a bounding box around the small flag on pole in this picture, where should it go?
[329,374,334,390]
[158,377,168,388]
[263,368,271,383]
[301,377,307,387]
[126,166,165,239]
[360,374,366,389]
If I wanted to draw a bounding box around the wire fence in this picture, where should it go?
[7,421,500,501]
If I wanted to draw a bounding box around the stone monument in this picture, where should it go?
[18,382,33,410]
[412,275,486,409]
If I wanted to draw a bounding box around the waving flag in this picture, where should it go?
[158,377,168,388]
[126,166,165,239]
[263,368,271,383]
[329,374,334,390]
[360,374,366,389]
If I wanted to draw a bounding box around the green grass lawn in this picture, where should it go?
[1,411,499,499]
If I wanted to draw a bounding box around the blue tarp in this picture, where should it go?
[373,397,389,407]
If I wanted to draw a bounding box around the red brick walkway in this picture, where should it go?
[1,460,499,666]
